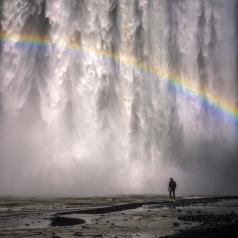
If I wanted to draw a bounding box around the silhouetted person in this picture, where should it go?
[168,178,176,201]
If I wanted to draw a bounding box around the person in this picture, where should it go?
[168,178,176,201]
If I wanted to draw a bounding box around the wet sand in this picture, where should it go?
[0,195,237,237]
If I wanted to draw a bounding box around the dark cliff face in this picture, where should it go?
[97,0,121,130]
[20,1,50,121]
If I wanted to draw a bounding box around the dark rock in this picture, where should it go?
[173,222,180,227]
[184,222,192,225]
[164,214,238,238]
[50,216,86,227]
[73,232,83,236]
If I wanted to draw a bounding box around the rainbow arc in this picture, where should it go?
[0,31,238,125]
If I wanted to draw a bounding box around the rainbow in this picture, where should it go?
[0,31,238,125]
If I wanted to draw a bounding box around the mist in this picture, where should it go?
[0,0,238,196]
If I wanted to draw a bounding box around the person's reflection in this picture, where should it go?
[168,202,176,211]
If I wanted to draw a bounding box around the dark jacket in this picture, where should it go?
[169,180,176,191]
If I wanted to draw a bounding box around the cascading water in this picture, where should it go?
[0,0,237,195]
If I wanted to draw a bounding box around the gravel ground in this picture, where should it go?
[0,195,237,237]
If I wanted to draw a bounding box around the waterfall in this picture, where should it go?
[0,0,237,195]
